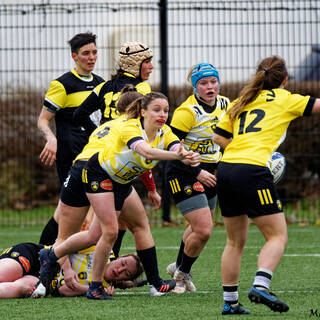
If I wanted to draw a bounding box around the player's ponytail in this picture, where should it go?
[117,84,142,114]
[228,55,288,122]
[126,96,144,119]
[126,91,168,120]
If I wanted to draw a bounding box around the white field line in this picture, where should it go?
[115,289,320,296]
[119,246,320,251]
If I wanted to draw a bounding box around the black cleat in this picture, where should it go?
[248,286,289,313]
[86,283,114,300]
[222,303,250,315]
[149,279,176,296]
[39,248,60,294]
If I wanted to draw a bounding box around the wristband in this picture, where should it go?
[140,170,156,191]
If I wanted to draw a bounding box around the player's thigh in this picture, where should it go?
[57,201,89,241]
[253,212,287,241]
[0,259,23,282]
[120,188,149,229]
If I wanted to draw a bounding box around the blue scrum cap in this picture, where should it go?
[190,63,220,95]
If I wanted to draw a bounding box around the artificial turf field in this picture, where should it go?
[0,224,319,320]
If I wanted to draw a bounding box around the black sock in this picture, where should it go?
[137,247,161,288]
[176,240,185,267]
[179,252,198,274]
[112,229,126,258]
[39,217,58,245]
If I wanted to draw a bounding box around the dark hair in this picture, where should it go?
[111,68,125,80]
[68,32,97,54]
[126,92,168,120]
[116,85,142,114]
[228,55,288,122]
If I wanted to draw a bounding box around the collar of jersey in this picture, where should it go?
[123,72,137,79]
[71,68,94,82]
[194,94,217,113]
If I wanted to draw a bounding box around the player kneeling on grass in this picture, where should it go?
[0,242,144,299]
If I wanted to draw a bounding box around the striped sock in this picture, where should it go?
[223,284,239,305]
[253,268,273,290]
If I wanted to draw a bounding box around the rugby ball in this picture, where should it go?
[268,152,286,184]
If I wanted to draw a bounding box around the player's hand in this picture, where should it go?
[196,169,217,187]
[147,190,161,211]
[63,268,79,290]
[180,150,201,167]
[39,136,57,166]
[176,140,190,159]
[105,285,115,296]
[176,140,201,166]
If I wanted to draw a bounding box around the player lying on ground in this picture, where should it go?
[0,242,144,298]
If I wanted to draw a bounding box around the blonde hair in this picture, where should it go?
[228,55,288,122]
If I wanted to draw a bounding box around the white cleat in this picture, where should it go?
[30,281,47,298]
[172,268,196,293]
[185,275,196,292]
[166,262,177,277]
[149,285,166,296]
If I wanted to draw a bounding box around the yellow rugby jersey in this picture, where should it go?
[74,115,127,162]
[98,118,180,184]
[55,246,115,289]
[170,94,230,163]
[215,88,314,166]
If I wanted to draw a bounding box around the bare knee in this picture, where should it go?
[200,228,212,242]
[270,232,288,248]
[226,237,246,252]
[192,222,213,243]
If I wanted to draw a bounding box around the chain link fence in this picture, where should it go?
[0,1,319,227]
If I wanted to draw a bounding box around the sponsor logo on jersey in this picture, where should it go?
[19,256,31,273]
[63,175,71,188]
[193,182,204,192]
[11,251,19,258]
[277,199,282,211]
[184,185,192,195]
[100,179,113,190]
[91,181,99,191]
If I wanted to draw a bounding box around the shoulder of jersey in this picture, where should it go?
[136,81,151,94]
[92,73,105,83]
[176,95,198,111]
[217,94,230,103]
[124,118,139,125]
[55,70,75,83]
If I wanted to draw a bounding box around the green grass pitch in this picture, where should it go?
[0,224,319,319]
